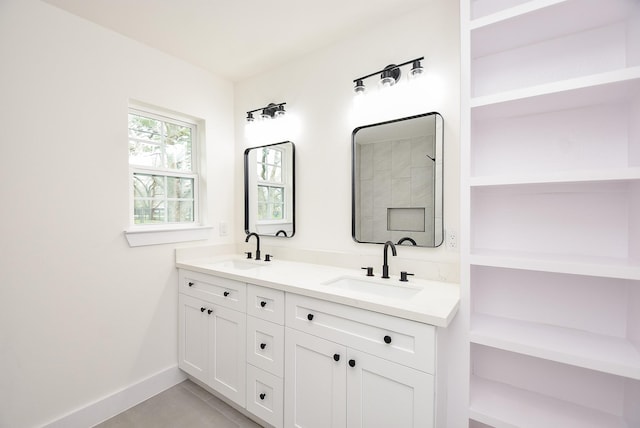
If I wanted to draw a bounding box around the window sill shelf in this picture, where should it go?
[124,225,212,247]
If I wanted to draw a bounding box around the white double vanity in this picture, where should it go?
[176,252,459,428]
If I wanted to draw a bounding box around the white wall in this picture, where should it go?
[0,1,235,427]
[234,2,460,279]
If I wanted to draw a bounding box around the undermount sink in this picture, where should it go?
[322,276,421,299]
[210,259,267,270]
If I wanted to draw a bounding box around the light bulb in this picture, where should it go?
[410,60,424,77]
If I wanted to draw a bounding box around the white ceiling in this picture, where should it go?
[43,0,428,82]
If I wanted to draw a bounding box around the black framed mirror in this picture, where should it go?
[352,112,443,247]
[244,141,295,237]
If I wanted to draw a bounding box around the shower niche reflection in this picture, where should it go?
[352,112,443,247]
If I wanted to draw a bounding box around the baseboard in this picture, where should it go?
[42,366,187,428]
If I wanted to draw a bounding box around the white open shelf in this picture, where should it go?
[470,376,631,428]
[471,0,566,27]
[470,0,636,57]
[470,167,640,187]
[470,67,640,119]
[471,181,639,274]
[470,249,640,280]
[471,313,640,380]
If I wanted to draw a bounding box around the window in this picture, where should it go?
[256,147,284,221]
[128,108,198,226]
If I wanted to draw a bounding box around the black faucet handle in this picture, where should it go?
[361,267,374,277]
[400,271,414,282]
[265,254,272,262]
[245,252,252,259]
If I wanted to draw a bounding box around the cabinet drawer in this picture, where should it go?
[179,269,246,311]
[246,315,284,378]
[247,284,285,325]
[286,294,435,373]
[246,364,283,428]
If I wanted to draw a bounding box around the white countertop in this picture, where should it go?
[176,254,460,327]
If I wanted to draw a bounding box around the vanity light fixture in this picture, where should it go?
[352,56,424,94]
[246,102,286,122]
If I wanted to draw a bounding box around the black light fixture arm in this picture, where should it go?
[246,102,286,116]
[353,57,424,83]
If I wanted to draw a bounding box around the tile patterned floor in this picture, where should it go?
[94,380,263,428]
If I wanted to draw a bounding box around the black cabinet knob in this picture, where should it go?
[260,343,266,350]
[384,335,392,344]
[259,393,266,400]
[307,313,314,321]
[260,301,267,308]
[188,282,194,287]
[200,307,206,312]
[208,309,213,315]
[348,359,356,368]
[223,291,230,297]
[333,353,340,362]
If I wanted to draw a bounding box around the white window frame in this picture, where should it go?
[124,104,210,247]
[256,146,285,223]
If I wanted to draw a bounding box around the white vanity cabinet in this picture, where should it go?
[284,294,436,428]
[178,268,449,428]
[178,270,247,407]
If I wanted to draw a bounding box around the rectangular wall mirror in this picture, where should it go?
[244,141,295,237]
[352,112,443,247]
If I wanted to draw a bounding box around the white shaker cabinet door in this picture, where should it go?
[178,294,209,381]
[208,303,247,407]
[284,327,346,428]
[346,349,435,428]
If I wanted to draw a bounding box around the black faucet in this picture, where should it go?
[382,241,397,279]
[245,233,261,260]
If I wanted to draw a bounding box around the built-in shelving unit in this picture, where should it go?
[461,0,640,426]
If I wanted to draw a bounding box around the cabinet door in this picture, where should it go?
[178,294,209,381]
[284,328,346,428]
[346,349,434,428]
[208,304,247,407]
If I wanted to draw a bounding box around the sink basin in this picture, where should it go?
[322,276,421,299]
[210,259,267,270]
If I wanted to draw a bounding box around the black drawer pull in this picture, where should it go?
[333,353,340,362]
[260,343,267,350]
[259,393,266,400]
[188,282,194,287]
[223,291,230,297]
[348,359,356,368]
[384,335,392,344]
[260,301,267,307]
[207,309,213,315]
[200,307,206,312]
[307,313,314,321]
